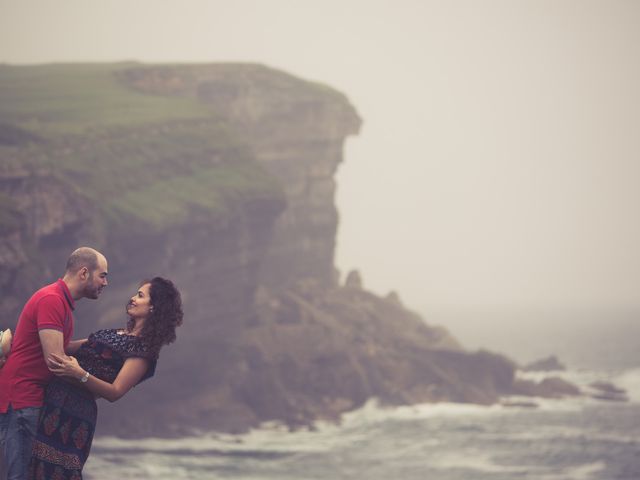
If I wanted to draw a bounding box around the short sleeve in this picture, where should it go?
[120,340,157,383]
[36,295,67,332]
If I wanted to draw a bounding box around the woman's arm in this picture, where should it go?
[65,339,88,355]
[48,353,150,403]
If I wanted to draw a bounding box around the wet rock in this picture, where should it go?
[501,400,539,408]
[587,381,629,402]
[522,355,566,372]
[344,270,363,289]
[385,291,402,306]
[511,376,580,398]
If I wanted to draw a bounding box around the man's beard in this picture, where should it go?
[84,274,102,299]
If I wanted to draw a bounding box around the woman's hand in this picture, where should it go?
[48,352,85,380]
[0,329,12,368]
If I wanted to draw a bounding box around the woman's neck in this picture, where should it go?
[127,318,146,336]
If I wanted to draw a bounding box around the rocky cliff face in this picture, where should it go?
[118,64,359,287]
[0,64,573,437]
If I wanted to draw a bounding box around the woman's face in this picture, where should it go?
[126,283,152,320]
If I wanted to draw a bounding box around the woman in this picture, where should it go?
[28,277,183,480]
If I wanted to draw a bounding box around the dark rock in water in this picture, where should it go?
[522,355,566,372]
[217,279,501,428]
[590,392,629,402]
[589,381,626,394]
[501,400,539,408]
[538,377,581,396]
[587,381,629,402]
[512,376,581,398]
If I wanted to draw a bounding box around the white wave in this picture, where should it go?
[341,397,504,423]
[615,367,640,402]
[501,394,587,412]
[94,372,639,462]
[565,461,607,479]
[92,395,581,456]
[516,367,617,387]
[432,453,606,479]
[431,451,535,474]
[540,461,607,480]
[93,398,511,460]
[86,452,237,480]
[341,394,593,423]
[94,417,365,455]
[484,423,638,446]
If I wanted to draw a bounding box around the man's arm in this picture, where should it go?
[65,339,88,355]
[39,329,68,370]
[36,294,71,368]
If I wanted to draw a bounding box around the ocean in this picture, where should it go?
[85,321,640,480]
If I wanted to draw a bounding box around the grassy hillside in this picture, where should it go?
[0,63,286,232]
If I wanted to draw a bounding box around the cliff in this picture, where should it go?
[0,63,573,437]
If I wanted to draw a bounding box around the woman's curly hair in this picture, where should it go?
[127,277,183,356]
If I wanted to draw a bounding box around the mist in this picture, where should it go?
[3,3,640,478]
[2,0,639,358]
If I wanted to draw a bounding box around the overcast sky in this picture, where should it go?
[2,1,639,344]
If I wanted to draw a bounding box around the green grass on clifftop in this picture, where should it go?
[106,161,284,229]
[0,63,210,135]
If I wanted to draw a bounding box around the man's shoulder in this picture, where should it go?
[26,282,65,309]
[31,281,62,299]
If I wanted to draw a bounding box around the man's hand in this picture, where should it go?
[0,329,12,367]
[48,352,83,379]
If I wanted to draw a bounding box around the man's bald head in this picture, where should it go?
[65,247,103,275]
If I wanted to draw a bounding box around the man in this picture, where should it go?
[0,247,108,480]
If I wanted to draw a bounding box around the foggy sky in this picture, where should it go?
[2,0,639,327]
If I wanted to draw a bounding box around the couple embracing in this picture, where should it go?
[0,247,184,480]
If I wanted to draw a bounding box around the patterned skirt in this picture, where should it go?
[28,378,97,480]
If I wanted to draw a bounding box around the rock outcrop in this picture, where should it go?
[512,376,581,398]
[522,355,566,372]
[586,381,629,402]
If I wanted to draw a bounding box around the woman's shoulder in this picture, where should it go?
[89,328,158,360]
[127,338,159,361]
[88,328,134,349]
[117,331,158,360]
[88,328,118,341]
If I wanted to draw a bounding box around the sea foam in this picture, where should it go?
[615,367,640,403]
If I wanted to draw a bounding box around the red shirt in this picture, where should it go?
[0,279,75,411]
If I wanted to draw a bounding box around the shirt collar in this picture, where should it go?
[57,278,76,311]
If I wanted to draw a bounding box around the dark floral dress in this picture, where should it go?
[28,329,157,480]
